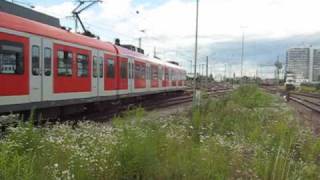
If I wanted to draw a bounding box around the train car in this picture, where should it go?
[0,11,187,117]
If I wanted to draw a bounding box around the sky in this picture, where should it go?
[17,0,320,78]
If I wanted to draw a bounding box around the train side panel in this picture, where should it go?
[0,31,30,106]
[151,64,159,88]
[0,32,29,96]
[134,60,146,91]
[118,57,128,91]
[53,44,92,93]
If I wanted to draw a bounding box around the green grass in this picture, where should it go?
[299,85,320,94]
[0,85,320,179]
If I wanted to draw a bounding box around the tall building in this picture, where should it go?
[286,48,310,81]
[286,47,320,82]
[313,49,320,81]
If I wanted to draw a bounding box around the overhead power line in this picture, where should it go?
[72,0,102,37]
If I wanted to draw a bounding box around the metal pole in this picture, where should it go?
[224,64,227,80]
[202,64,205,87]
[241,31,244,78]
[75,18,78,33]
[138,37,142,49]
[193,0,199,95]
[202,64,205,77]
[206,56,208,87]
[199,64,202,88]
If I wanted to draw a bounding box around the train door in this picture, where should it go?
[42,39,53,100]
[169,68,172,87]
[146,63,151,90]
[128,58,134,94]
[92,50,104,97]
[104,54,117,92]
[97,51,104,96]
[158,65,162,89]
[29,36,42,102]
[92,54,98,97]
[118,57,128,92]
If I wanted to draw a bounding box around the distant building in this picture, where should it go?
[286,47,320,83]
[313,49,320,81]
[286,48,310,81]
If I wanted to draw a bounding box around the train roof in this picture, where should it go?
[0,11,185,71]
[115,45,184,70]
[0,12,116,54]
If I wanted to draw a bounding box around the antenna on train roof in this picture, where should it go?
[72,0,102,38]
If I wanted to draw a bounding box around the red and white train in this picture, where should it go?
[0,11,187,116]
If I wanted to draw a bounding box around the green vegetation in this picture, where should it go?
[299,83,320,93]
[1,85,320,179]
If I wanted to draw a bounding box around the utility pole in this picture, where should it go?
[138,37,142,49]
[153,46,157,58]
[241,31,244,78]
[201,64,204,88]
[206,56,209,87]
[202,64,205,77]
[224,64,227,81]
[75,20,78,33]
[193,0,199,96]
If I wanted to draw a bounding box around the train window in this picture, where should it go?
[0,41,24,75]
[132,63,135,78]
[57,50,73,76]
[142,64,146,79]
[44,48,51,76]
[32,45,40,76]
[146,66,149,80]
[165,68,169,80]
[158,66,162,80]
[121,61,127,79]
[128,62,131,79]
[152,66,158,80]
[134,63,139,79]
[93,56,97,78]
[171,70,174,80]
[99,57,103,78]
[134,63,146,79]
[107,59,115,78]
[77,54,89,77]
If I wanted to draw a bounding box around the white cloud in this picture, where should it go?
[35,1,74,19]
[34,0,320,77]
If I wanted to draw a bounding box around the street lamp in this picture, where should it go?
[193,0,199,96]
[240,26,247,78]
[138,29,146,49]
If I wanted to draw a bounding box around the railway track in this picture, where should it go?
[260,85,320,113]
[0,87,233,130]
[288,92,320,113]
[260,85,283,94]
[260,85,320,132]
